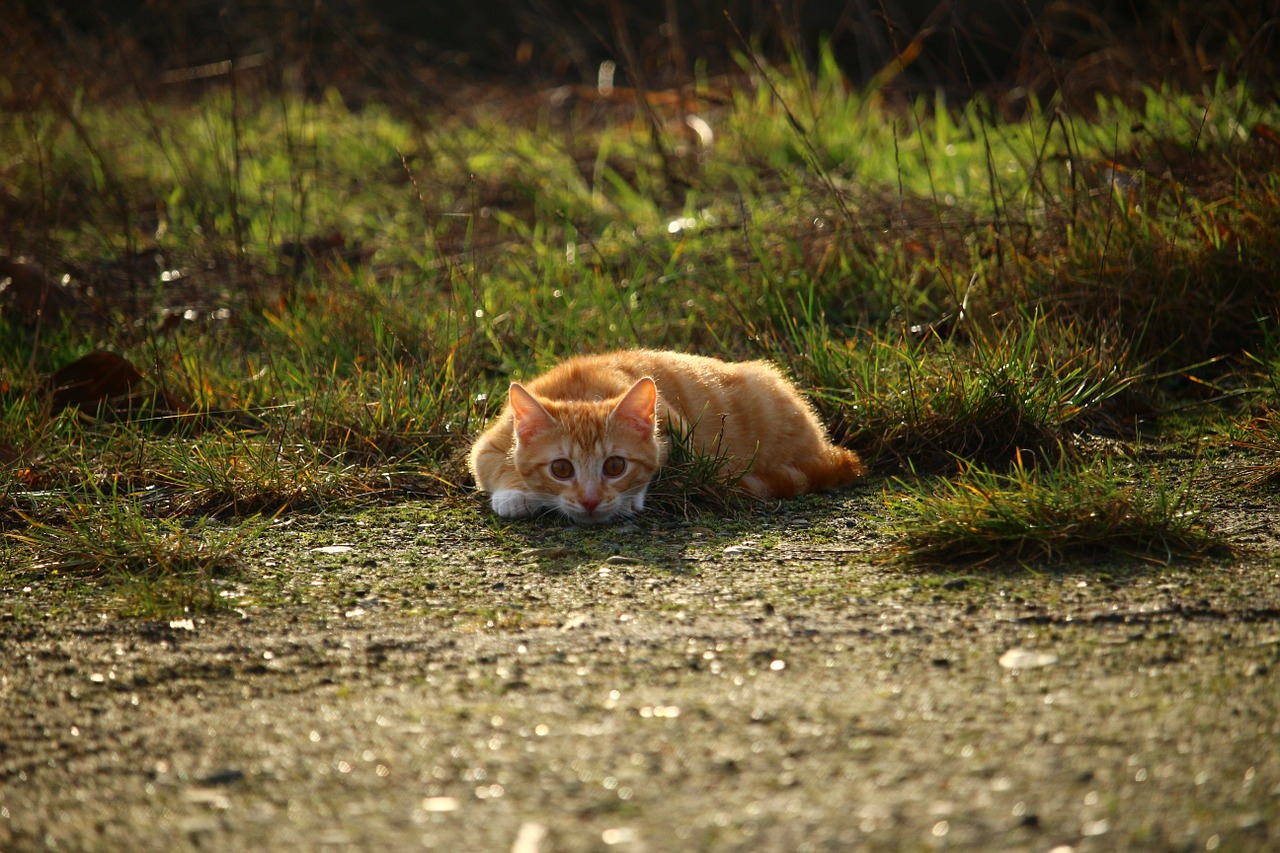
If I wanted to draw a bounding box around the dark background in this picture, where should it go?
[8,1,1278,105]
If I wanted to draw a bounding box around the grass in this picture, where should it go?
[2,18,1279,610]
[5,485,262,616]
[646,414,753,519]
[885,453,1228,567]
[1231,413,1280,489]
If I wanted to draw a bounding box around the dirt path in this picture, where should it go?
[3,493,1279,852]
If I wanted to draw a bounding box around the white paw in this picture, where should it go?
[491,489,544,518]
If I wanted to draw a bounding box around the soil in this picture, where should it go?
[3,481,1279,852]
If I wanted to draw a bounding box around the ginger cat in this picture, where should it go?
[468,350,865,523]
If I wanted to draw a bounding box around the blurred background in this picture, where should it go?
[7,1,1277,107]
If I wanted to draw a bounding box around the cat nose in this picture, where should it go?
[580,496,600,512]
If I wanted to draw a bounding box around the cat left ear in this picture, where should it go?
[509,383,556,442]
[610,377,657,436]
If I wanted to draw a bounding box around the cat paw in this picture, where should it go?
[490,489,542,518]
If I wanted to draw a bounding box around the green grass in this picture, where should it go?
[2,32,1279,607]
[5,485,263,617]
[1230,410,1280,488]
[885,453,1228,567]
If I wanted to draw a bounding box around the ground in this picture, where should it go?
[3,486,1278,852]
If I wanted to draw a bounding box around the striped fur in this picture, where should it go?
[469,350,866,522]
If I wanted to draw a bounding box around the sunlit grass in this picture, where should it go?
[4,486,264,617]
[2,33,1279,607]
[885,453,1227,567]
[758,306,1142,472]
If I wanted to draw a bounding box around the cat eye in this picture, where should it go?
[549,459,574,480]
[602,456,627,478]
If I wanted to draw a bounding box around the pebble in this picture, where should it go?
[182,788,231,808]
[310,545,356,555]
[999,648,1059,670]
[605,555,640,565]
[421,796,459,812]
[722,545,756,556]
[511,822,549,853]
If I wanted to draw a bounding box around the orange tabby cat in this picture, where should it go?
[468,350,865,523]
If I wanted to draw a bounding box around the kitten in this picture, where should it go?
[468,350,865,523]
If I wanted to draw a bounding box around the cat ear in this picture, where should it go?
[610,377,657,436]
[509,383,556,442]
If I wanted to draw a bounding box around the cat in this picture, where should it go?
[468,350,866,523]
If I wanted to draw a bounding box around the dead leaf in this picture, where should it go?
[1252,123,1280,149]
[45,351,188,420]
[281,231,346,260]
[0,441,21,467]
[0,258,79,324]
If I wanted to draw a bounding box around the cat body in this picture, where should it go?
[468,350,865,522]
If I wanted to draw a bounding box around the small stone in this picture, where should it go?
[1081,818,1110,836]
[1237,813,1266,831]
[421,796,459,812]
[310,545,355,555]
[511,822,549,853]
[605,555,640,565]
[722,545,756,556]
[601,827,638,845]
[182,787,231,809]
[999,648,1059,670]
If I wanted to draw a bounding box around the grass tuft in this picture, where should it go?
[645,416,752,518]
[886,453,1227,567]
[1230,410,1280,489]
[764,311,1142,474]
[5,490,262,615]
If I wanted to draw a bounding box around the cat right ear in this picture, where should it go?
[610,377,657,436]
[509,383,556,442]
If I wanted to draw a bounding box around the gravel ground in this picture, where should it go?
[3,490,1279,852]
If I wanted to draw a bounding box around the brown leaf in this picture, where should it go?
[0,441,21,467]
[45,351,188,420]
[1252,123,1280,149]
[47,351,145,410]
[280,231,346,261]
[0,258,79,324]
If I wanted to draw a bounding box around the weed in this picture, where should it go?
[1229,411,1280,489]
[646,415,751,518]
[761,307,1142,473]
[4,485,263,615]
[886,453,1227,567]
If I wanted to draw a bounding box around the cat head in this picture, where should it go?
[509,377,662,523]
